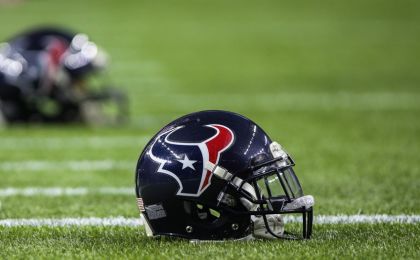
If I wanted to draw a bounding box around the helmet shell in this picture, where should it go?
[136,110,274,239]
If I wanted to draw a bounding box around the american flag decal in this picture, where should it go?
[137,197,145,212]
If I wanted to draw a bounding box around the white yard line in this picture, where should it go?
[0,187,134,197]
[0,136,149,150]
[0,160,133,171]
[0,215,419,227]
[0,217,143,227]
[302,214,420,224]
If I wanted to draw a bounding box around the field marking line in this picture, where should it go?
[310,214,420,224]
[0,215,419,227]
[0,160,133,172]
[0,217,143,227]
[0,136,150,150]
[0,187,134,197]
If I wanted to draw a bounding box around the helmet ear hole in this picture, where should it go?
[209,208,221,218]
[183,201,221,223]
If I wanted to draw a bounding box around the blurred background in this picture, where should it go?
[0,0,419,217]
[1,0,419,124]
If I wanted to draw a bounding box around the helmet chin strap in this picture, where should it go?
[252,214,285,239]
[252,195,314,239]
[205,161,259,204]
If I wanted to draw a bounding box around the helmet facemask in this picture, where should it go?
[210,142,314,239]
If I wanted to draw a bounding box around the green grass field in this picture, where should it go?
[0,0,419,258]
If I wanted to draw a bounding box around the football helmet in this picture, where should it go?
[135,110,314,240]
[0,27,127,123]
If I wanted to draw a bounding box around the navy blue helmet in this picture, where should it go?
[0,27,127,124]
[135,110,314,240]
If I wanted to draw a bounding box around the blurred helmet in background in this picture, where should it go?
[0,26,127,124]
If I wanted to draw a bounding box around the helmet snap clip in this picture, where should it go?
[231,223,239,231]
[186,226,193,233]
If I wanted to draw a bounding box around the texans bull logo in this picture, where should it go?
[149,124,234,197]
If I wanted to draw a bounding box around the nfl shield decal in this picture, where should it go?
[149,124,234,197]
